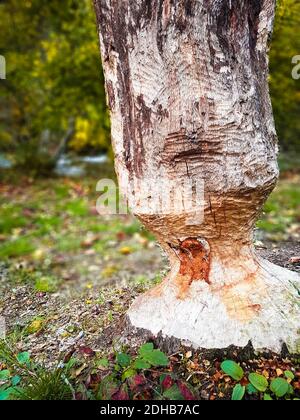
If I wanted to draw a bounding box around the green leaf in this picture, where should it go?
[97,358,109,368]
[17,352,30,365]
[143,350,169,367]
[284,370,295,380]
[26,318,44,334]
[246,383,258,395]
[159,373,169,385]
[163,384,184,400]
[116,353,131,368]
[139,343,154,356]
[11,376,21,387]
[221,360,244,381]
[249,373,269,392]
[232,384,245,401]
[270,378,289,397]
[133,358,151,370]
[97,374,120,400]
[264,393,273,400]
[0,370,10,380]
[122,368,136,381]
[0,387,14,401]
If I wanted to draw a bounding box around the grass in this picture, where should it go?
[257,174,300,238]
[0,175,159,298]
[0,205,28,234]
[34,275,60,293]
[0,171,298,281]
[62,199,89,217]
[0,339,74,400]
[13,369,73,401]
[55,236,83,253]
[6,266,60,292]
[33,215,62,235]
[0,237,36,259]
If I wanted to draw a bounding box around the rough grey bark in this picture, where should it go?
[94,0,300,353]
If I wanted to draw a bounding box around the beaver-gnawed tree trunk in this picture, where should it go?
[94,0,300,353]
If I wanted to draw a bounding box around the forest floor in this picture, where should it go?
[0,169,299,400]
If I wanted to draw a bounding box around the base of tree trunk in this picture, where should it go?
[127,249,300,355]
[122,316,297,360]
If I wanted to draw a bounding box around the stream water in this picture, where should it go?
[0,153,109,177]
[0,155,12,169]
[54,154,108,177]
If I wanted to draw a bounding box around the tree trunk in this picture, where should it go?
[94,0,300,353]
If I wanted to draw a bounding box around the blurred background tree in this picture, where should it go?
[0,0,110,173]
[0,0,299,175]
[270,0,300,154]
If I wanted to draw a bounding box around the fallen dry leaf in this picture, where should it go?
[81,234,100,248]
[78,346,96,357]
[185,351,192,359]
[262,369,270,379]
[119,246,133,255]
[74,363,88,377]
[116,232,126,242]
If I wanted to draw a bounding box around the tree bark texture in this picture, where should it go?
[94,0,300,353]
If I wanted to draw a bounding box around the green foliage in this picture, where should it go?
[0,370,10,380]
[14,369,72,401]
[17,352,30,366]
[232,384,246,401]
[97,344,170,400]
[0,387,16,401]
[270,0,300,152]
[136,342,169,368]
[0,0,298,177]
[7,266,60,293]
[222,360,298,400]
[115,343,169,381]
[0,0,110,173]
[121,368,136,382]
[0,205,28,234]
[221,360,244,381]
[248,373,269,392]
[116,353,131,368]
[97,359,109,369]
[35,275,59,293]
[270,378,289,398]
[246,383,258,395]
[284,370,295,380]
[0,237,36,259]
[63,199,89,217]
[258,175,300,239]
[0,341,73,400]
[163,384,185,401]
[97,373,119,400]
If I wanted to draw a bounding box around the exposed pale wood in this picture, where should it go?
[94,0,300,353]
